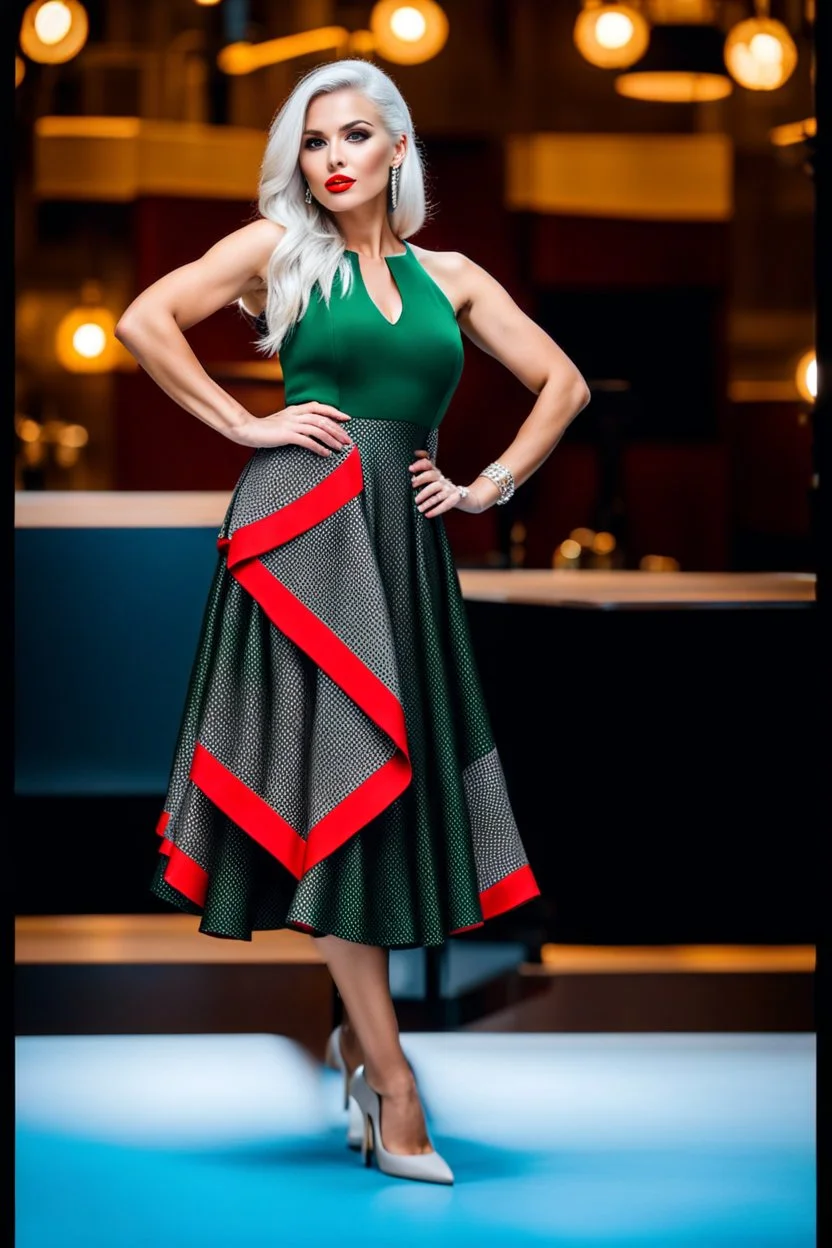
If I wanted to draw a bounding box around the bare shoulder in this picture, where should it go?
[220,218,285,315]
[406,244,475,316]
[226,217,286,272]
[407,244,470,280]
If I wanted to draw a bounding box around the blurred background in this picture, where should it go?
[13,4,818,1143]
[14,0,819,574]
[14,15,819,1239]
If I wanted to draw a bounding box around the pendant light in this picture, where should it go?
[615,19,732,101]
[724,1,798,91]
[19,1,88,65]
[573,1,651,70]
[369,1,449,65]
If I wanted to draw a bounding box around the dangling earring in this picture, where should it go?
[304,182,312,205]
[389,164,400,212]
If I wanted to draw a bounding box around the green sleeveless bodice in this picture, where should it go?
[278,241,464,429]
[153,239,541,946]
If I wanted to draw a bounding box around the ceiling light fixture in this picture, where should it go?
[573,1,651,70]
[369,1,449,65]
[724,0,798,91]
[615,20,732,101]
[19,0,88,65]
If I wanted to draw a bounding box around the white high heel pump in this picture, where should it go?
[324,1025,363,1150]
[349,1066,454,1186]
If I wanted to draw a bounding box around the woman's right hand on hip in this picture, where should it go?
[231,402,352,454]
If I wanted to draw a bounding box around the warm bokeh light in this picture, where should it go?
[218,28,351,74]
[616,71,732,102]
[16,56,25,87]
[194,0,222,6]
[370,0,449,65]
[795,350,816,404]
[55,296,118,373]
[569,527,596,548]
[592,531,617,556]
[573,2,650,70]
[769,116,815,147]
[559,539,581,561]
[347,29,376,55]
[72,322,108,359]
[615,17,733,102]
[22,441,47,467]
[640,554,681,572]
[54,445,81,468]
[390,6,427,41]
[724,16,797,91]
[20,0,89,65]
[597,12,633,49]
[16,417,42,444]
[34,1,72,44]
[57,423,90,448]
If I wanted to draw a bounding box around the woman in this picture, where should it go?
[115,58,590,1186]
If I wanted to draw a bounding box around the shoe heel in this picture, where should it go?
[349,1065,454,1186]
[362,1112,374,1168]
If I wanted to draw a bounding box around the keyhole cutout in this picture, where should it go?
[353,253,405,327]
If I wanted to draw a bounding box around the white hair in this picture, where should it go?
[254,58,430,356]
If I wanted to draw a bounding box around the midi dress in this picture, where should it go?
[151,240,540,946]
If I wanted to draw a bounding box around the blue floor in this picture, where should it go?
[15,1032,815,1247]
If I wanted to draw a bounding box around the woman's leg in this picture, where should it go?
[314,934,431,1155]
[337,1001,364,1073]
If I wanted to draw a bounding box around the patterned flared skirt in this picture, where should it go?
[151,416,539,945]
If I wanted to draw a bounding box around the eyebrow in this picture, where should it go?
[302,119,375,136]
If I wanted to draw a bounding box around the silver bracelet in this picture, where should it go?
[477,460,515,505]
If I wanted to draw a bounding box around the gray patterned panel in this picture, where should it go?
[462,746,530,893]
[222,442,346,534]
[164,782,219,874]
[259,495,402,699]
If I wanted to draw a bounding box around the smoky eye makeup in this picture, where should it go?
[302,129,372,149]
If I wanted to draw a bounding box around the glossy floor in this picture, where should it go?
[16,1032,815,1247]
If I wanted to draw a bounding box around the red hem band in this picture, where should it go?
[160,446,412,895]
[480,864,541,920]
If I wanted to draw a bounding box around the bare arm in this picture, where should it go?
[115,218,352,453]
[411,253,591,516]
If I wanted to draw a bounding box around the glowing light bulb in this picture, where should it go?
[573,2,649,70]
[72,322,107,359]
[390,5,427,41]
[795,351,816,403]
[595,11,634,50]
[724,16,797,91]
[749,32,783,65]
[34,1,72,45]
[20,0,89,64]
[370,0,447,63]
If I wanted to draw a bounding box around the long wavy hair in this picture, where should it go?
[254,58,430,356]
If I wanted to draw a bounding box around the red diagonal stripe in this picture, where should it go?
[190,742,307,879]
[223,446,364,567]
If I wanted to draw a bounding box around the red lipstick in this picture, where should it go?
[325,176,355,192]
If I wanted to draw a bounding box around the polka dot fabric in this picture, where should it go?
[152,249,540,945]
